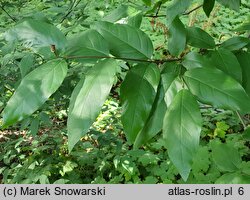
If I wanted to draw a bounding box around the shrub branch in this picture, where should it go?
[63,55,182,64]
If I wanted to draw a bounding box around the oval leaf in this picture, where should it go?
[184,67,250,113]
[210,48,242,82]
[203,0,215,17]
[5,19,66,52]
[93,21,153,59]
[220,36,250,51]
[67,59,118,152]
[2,59,68,128]
[163,89,202,181]
[134,77,168,148]
[186,26,215,49]
[121,64,160,143]
[63,29,109,63]
[168,17,186,56]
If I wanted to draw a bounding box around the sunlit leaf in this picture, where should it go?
[2,59,68,128]
[67,59,117,152]
[163,89,202,181]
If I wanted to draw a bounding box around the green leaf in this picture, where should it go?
[127,12,143,28]
[220,37,250,51]
[30,118,40,136]
[203,0,215,17]
[19,54,34,78]
[186,27,215,49]
[63,29,109,63]
[184,68,250,113]
[182,52,213,69]
[168,17,186,56]
[93,21,153,59]
[235,22,250,31]
[134,78,167,148]
[212,143,241,172]
[103,5,129,23]
[163,89,202,181]
[67,59,117,152]
[216,0,241,11]
[134,69,181,148]
[216,173,250,184]
[121,64,160,143]
[2,59,68,128]
[209,49,242,82]
[5,19,66,53]
[236,52,250,96]
[166,0,192,26]
[39,175,50,184]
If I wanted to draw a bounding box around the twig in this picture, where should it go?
[236,111,247,130]
[145,14,166,18]
[183,4,203,15]
[155,2,162,17]
[146,4,203,18]
[62,55,182,64]
[0,6,16,22]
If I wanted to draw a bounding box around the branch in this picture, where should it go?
[145,4,203,18]
[62,55,182,64]
[155,2,162,17]
[0,5,16,22]
[183,4,203,15]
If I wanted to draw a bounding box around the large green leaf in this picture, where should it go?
[103,5,129,23]
[166,0,192,25]
[210,49,242,82]
[237,52,250,96]
[2,59,68,128]
[184,68,250,113]
[212,143,241,172]
[121,64,160,143]
[93,21,153,59]
[67,59,117,152]
[216,0,241,11]
[63,29,109,63]
[203,0,215,17]
[163,89,202,181]
[220,37,250,51]
[168,17,186,56]
[134,83,166,148]
[134,74,173,148]
[182,52,213,69]
[186,27,215,49]
[5,19,66,53]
